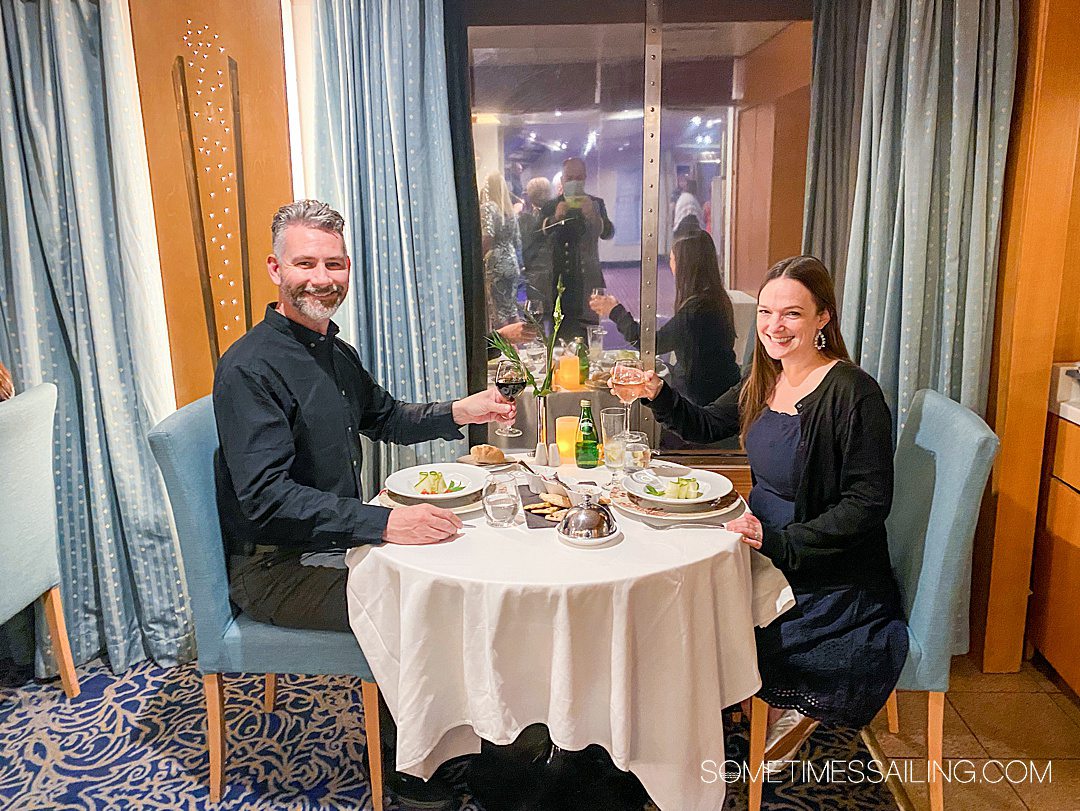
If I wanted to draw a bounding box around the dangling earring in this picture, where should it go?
[815,329,827,351]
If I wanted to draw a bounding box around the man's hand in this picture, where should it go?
[452,386,517,426]
[496,321,537,345]
[384,503,463,544]
[554,201,569,221]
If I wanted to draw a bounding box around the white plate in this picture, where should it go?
[609,486,745,522]
[378,490,484,515]
[622,468,733,507]
[384,463,488,502]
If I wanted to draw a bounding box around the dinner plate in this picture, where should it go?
[609,486,744,522]
[622,468,733,508]
[378,489,484,515]
[384,462,487,502]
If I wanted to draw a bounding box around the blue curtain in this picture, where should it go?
[306,0,469,495]
[803,0,870,297]
[0,0,193,674]
[839,0,1017,430]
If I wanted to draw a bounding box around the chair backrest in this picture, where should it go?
[887,389,1000,689]
[0,383,61,624]
[148,396,233,655]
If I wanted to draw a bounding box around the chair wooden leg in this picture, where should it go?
[928,691,945,811]
[361,680,384,810]
[41,586,79,698]
[886,689,899,734]
[203,674,227,803]
[748,696,768,811]
[263,673,277,712]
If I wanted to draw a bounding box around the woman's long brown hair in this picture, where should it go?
[737,256,851,441]
[671,230,734,329]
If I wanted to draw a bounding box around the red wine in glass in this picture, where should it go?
[494,359,525,438]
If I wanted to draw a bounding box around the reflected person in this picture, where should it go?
[590,229,739,406]
[481,171,525,333]
[518,176,554,317]
[540,157,614,340]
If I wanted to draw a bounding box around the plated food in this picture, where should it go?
[622,468,734,508]
[384,462,486,502]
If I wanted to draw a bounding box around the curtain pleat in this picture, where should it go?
[0,0,192,674]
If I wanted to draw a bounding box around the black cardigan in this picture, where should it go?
[645,361,896,589]
[609,297,740,405]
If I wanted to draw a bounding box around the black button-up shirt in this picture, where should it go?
[213,304,463,555]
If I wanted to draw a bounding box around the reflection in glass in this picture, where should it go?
[469,24,645,446]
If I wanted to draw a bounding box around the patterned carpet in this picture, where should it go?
[0,659,899,810]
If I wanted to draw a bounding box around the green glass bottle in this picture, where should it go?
[575,399,599,468]
[575,336,590,384]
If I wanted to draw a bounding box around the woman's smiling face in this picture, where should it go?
[756,277,830,363]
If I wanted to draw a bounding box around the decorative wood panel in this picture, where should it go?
[129,1,293,407]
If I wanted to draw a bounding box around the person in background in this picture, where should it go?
[214,199,515,810]
[517,176,554,317]
[589,229,739,406]
[481,171,525,334]
[540,157,614,340]
[673,178,704,237]
[0,361,13,401]
[634,255,908,769]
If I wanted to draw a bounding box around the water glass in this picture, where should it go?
[588,326,607,364]
[600,408,628,471]
[482,472,521,528]
[621,431,652,476]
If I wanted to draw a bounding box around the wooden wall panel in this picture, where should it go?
[768,84,811,267]
[733,104,774,293]
[129,0,293,407]
[969,0,1080,671]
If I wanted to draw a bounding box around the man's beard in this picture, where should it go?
[281,282,345,321]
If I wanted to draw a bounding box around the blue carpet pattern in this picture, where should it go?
[0,660,898,810]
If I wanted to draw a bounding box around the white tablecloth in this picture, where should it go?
[345,476,794,810]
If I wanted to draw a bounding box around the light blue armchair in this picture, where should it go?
[0,383,79,698]
[883,388,1000,811]
[148,396,383,806]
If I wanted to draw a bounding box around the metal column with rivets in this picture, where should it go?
[638,0,663,442]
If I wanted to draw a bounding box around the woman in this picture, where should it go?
[590,229,740,405]
[481,171,525,331]
[636,255,908,762]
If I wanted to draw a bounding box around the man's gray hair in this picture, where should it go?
[271,199,346,256]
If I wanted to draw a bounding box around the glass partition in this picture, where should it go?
[468,24,646,449]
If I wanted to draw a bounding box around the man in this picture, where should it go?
[540,157,614,339]
[213,199,514,810]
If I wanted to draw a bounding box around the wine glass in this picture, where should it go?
[611,358,645,424]
[494,359,525,438]
[522,299,545,325]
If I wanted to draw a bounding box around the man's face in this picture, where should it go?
[562,159,587,185]
[267,225,351,322]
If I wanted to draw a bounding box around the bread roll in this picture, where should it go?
[472,444,506,464]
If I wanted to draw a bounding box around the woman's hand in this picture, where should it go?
[589,294,618,319]
[724,511,764,549]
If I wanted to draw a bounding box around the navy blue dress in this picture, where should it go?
[745,409,908,728]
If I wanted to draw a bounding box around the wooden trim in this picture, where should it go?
[203,673,227,803]
[928,691,944,811]
[361,681,384,810]
[263,673,277,712]
[747,695,768,811]
[971,0,1080,672]
[42,587,79,699]
[885,690,899,734]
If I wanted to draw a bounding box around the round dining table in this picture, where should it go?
[345,468,794,811]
